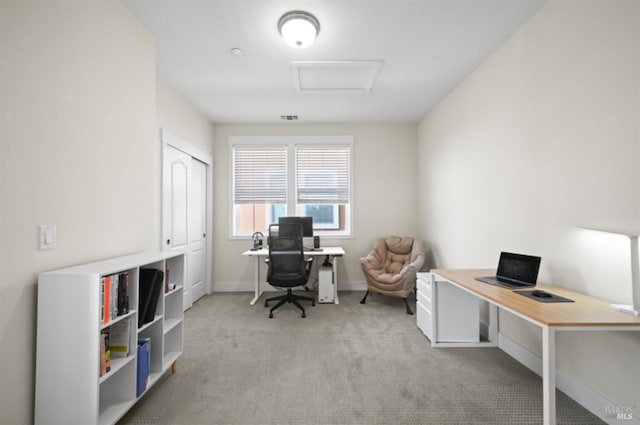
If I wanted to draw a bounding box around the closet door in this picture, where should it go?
[163,143,193,310]
[189,158,207,303]
[162,129,212,311]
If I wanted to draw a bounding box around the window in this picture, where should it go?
[230,136,353,238]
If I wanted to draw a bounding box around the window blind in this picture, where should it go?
[232,146,287,204]
[295,145,350,204]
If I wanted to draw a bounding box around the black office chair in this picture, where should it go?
[264,223,315,318]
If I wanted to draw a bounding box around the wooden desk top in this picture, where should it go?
[431,269,640,327]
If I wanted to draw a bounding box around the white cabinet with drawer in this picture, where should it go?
[416,272,433,341]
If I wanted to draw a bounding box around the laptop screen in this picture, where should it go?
[496,252,541,285]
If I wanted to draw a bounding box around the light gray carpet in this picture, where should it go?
[118,291,604,425]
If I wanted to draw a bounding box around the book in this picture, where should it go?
[164,263,169,293]
[100,330,111,376]
[105,348,111,374]
[103,275,111,324]
[111,274,118,321]
[100,277,105,322]
[109,319,131,358]
[99,333,106,377]
[138,269,164,327]
[117,272,129,315]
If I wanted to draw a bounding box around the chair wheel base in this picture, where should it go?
[264,288,314,318]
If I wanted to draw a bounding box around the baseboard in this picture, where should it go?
[211,280,368,293]
[211,281,255,292]
[498,332,640,424]
[335,280,367,291]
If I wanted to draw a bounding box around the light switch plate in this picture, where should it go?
[39,224,56,250]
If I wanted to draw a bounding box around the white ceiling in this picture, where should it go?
[122,0,547,124]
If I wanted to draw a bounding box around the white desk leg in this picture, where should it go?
[542,326,557,425]
[249,256,263,305]
[333,256,340,304]
[488,304,499,344]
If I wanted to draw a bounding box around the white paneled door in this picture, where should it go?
[163,144,192,310]
[162,130,211,311]
[189,158,207,303]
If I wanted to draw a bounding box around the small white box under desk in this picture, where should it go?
[318,267,334,303]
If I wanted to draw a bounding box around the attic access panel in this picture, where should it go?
[291,60,384,93]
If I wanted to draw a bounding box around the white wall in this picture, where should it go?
[211,123,419,292]
[0,2,157,423]
[418,0,640,416]
[0,2,215,423]
[156,80,216,157]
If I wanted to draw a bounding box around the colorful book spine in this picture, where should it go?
[100,330,111,376]
[118,272,129,315]
[111,274,118,321]
[100,277,105,322]
[100,272,130,324]
[99,333,106,377]
[103,276,111,324]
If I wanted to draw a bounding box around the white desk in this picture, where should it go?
[429,269,640,425]
[242,246,345,305]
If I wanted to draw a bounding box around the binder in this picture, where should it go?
[138,269,164,327]
[136,340,149,397]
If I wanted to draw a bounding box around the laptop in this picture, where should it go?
[476,252,541,289]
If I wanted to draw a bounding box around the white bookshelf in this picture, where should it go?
[34,252,185,425]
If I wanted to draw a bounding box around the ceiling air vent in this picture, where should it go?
[280,115,299,121]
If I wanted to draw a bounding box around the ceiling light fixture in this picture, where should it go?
[278,10,320,49]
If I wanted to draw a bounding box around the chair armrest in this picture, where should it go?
[407,254,424,271]
[304,256,313,273]
[395,251,425,275]
[360,252,381,268]
[397,263,416,277]
[359,238,386,269]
